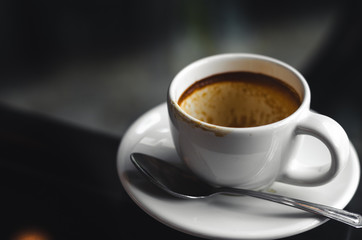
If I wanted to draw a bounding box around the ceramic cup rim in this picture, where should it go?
[168,53,311,132]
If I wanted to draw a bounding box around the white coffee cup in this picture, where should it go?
[167,53,350,190]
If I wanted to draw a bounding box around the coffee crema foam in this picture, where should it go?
[178,72,301,128]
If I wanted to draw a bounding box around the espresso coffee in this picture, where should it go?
[178,72,301,128]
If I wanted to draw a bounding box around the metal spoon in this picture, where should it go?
[130,152,362,228]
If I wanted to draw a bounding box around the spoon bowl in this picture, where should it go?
[130,152,362,228]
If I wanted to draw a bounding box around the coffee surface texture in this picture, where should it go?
[178,72,301,128]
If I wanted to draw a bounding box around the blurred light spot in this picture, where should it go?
[12,228,50,240]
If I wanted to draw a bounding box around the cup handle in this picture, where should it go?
[278,111,350,186]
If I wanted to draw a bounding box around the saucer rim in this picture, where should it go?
[117,102,360,240]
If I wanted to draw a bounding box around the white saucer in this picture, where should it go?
[117,103,360,240]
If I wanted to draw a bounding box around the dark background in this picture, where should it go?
[1,0,359,138]
[1,1,362,239]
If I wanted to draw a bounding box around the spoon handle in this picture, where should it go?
[220,187,362,228]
